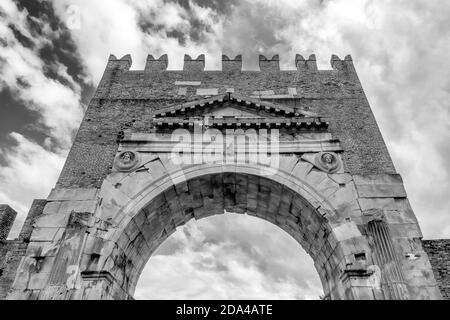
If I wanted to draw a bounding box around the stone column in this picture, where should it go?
[367,219,410,299]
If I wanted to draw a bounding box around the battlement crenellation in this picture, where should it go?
[107,53,355,73]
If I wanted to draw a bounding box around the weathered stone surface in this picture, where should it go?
[47,188,99,201]
[196,88,218,96]
[331,221,361,242]
[354,174,407,198]
[174,81,201,86]
[325,181,361,219]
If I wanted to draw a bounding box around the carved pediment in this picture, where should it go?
[154,94,316,118]
[153,93,327,129]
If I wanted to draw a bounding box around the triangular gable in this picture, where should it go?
[153,93,317,118]
[204,106,263,118]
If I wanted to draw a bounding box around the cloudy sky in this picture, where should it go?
[0,0,449,299]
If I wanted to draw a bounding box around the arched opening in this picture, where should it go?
[134,213,323,299]
[100,170,342,300]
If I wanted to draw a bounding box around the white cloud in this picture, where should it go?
[0,0,83,236]
[135,213,323,300]
[0,133,66,237]
[0,0,84,148]
[51,0,225,80]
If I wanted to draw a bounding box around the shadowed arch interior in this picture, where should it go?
[105,172,338,298]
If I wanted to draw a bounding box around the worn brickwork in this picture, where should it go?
[0,205,17,241]
[56,54,396,189]
[0,200,46,299]
[423,240,450,299]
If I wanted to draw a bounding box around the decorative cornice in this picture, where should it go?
[153,116,328,129]
[153,93,317,118]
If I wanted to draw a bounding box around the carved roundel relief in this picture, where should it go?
[314,151,341,173]
[114,151,140,172]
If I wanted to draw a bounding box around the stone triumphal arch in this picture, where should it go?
[0,53,444,299]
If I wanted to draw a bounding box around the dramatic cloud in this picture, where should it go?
[0,0,449,299]
[0,0,85,234]
[0,133,65,231]
[0,0,84,147]
[51,0,226,80]
[136,213,323,300]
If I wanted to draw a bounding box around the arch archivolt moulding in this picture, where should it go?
[96,153,356,235]
[83,151,373,299]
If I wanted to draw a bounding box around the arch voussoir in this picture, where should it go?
[50,158,410,301]
[88,162,352,298]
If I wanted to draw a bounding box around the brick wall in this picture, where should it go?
[0,205,17,241]
[422,239,450,299]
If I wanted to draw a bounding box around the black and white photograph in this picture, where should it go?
[0,0,449,309]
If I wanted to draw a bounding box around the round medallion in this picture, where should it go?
[314,151,341,173]
[114,151,140,172]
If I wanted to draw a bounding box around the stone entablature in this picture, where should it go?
[117,134,342,154]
